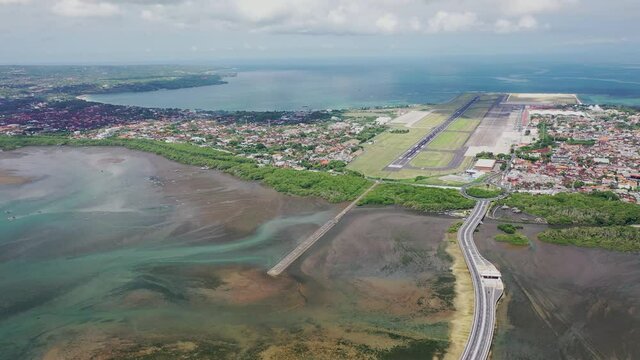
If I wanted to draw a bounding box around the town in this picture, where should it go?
[506,104,640,202]
[0,96,389,171]
[72,110,385,171]
[1,90,638,202]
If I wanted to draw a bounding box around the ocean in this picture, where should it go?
[85,59,640,111]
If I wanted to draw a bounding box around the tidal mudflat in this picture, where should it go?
[0,147,458,359]
[475,219,640,359]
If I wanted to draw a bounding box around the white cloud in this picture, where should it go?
[140,5,164,21]
[494,15,539,33]
[52,0,120,17]
[234,0,300,23]
[376,13,398,33]
[140,9,156,21]
[409,17,422,31]
[47,0,573,35]
[0,0,30,4]
[427,11,479,33]
[135,0,417,34]
[518,15,538,29]
[497,0,578,16]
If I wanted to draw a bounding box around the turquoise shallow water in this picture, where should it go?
[86,60,640,111]
[0,147,460,359]
[0,147,336,358]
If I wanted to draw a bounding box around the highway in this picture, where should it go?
[268,180,503,358]
[267,182,378,277]
[459,200,504,360]
[387,95,480,169]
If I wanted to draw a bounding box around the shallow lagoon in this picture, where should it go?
[475,219,640,359]
[2,147,639,359]
[0,147,457,359]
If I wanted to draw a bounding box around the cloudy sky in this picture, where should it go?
[0,0,638,64]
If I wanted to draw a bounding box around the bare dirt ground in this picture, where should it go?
[390,110,432,127]
[505,93,580,105]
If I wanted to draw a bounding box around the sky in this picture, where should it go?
[0,0,638,64]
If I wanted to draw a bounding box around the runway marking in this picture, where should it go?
[386,96,481,170]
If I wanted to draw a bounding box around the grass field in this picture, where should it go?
[343,109,396,118]
[348,128,433,176]
[434,93,479,112]
[458,97,497,119]
[379,156,475,182]
[409,151,455,168]
[447,118,481,132]
[411,112,447,129]
[347,93,493,180]
[348,110,453,177]
[428,131,470,151]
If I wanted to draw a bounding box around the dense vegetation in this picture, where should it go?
[497,223,521,234]
[501,191,640,252]
[474,151,510,160]
[495,233,529,246]
[379,339,448,360]
[359,184,475,212]
[538,226,640,252]
[500,191,640,225]
[565,138,596,146]
[515,122,553,162]
[1,135,478,214]
[55,75,225,96]
[465,185,503,199]
[447,221,463,233]
[1,135,482,212]
[0,135,371,203]
[356,125,387,143]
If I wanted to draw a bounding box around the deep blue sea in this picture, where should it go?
[87,59,640,111]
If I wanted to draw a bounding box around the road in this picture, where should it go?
[267,182,378,277]
[459,200,504,360]
[387,95,480,169]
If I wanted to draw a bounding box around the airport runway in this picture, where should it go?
[386,95,480,170]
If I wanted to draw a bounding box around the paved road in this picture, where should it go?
[267,182,378,277]
[459,201,504,360]
[387,95,480,169]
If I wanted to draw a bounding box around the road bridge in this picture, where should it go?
[459,200,504,360]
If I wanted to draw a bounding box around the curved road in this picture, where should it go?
[459,200,504,360]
